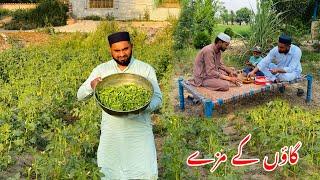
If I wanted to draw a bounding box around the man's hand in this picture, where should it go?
[90,77,102,89]
[247,71,255,78]
[246,61,255,68]
[230,70,238,77]
[245,61,252,65]
[247,67,259,78]
[269,68,286,75]
[228,76,242,85]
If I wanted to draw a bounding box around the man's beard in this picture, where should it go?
[113,53,132,66]
[279,49,289,54]
[220,47,226,52]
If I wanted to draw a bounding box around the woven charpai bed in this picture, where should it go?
[178,74,313,117]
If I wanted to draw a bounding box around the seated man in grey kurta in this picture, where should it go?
[248,34,302,82]
[188,32,241,91]
[77,32,162,179]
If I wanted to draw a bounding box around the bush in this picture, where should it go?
[4,0,68,30]
[0,9,10,20]
[236,28,252,38]
[174,0,218,49]
[193,0,218,36]
[33,0,68,27]
[224,27,234,37]
[82,14,115,21]
[4,9,37,30]
[4,20,37,30]
[83,15,103,21]
[11,9,31,22]
[193,31,211,49]
[105,13,115,21]
[173,1,195,49]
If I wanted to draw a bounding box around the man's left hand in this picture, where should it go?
[269,68,279,75]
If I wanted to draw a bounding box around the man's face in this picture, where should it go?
[278,43,290,54]
[253,51,261,58]
[220,42,230,52]
[110,41,132,66]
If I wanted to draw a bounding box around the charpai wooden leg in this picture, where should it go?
[178,77,185,110]
[204,99,214,118]
[306,74,313,103]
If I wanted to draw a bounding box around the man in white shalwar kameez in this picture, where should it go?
[248,34,302,82]
[77,32,162,179]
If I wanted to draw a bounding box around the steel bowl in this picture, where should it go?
[94,73,154,116]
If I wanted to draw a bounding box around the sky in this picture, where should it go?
[220,0,257,13]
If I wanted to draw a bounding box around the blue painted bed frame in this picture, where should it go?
[178,75,313,118]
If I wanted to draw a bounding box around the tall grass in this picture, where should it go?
[249,0,283,52]
[214,24,252,38]
[0,9,10,20]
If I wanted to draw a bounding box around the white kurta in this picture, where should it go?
[77,57,162,179]
[257,44,302,81]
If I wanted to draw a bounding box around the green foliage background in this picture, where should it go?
[4,0,68,30]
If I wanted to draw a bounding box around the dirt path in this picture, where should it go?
[53,20,170,33]
[0,20,170,52]
[0,33,8,51]
[54,20,101,32]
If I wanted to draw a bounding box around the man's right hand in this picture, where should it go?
[228,76,242,85]
[90,77,102,89]
[247,71,255,78]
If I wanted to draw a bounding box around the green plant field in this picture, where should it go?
[237,100,320,178]
[0,21,174,178]
[1,19,320,179]
[214,24,252,38]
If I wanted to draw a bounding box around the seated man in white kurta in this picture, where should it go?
[77,31,162,179]
[248,34,302,82]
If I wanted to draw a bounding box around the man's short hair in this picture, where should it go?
[215,37,223,44]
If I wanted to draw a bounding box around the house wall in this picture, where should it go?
[150,7,180,21]
[70,0,180,21]
[71,0,153,20]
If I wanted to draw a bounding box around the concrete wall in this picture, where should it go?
[0,3,37,10]
[70,0,180,21]
[150,7,180,21]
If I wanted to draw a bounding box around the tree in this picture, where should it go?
[235,7,252,25]
[272,0,315,31]
[220,7,229,24]
[230,10,235,25]
[193,0,219,35]
[173,0,220,49]
[173,0,195,49]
